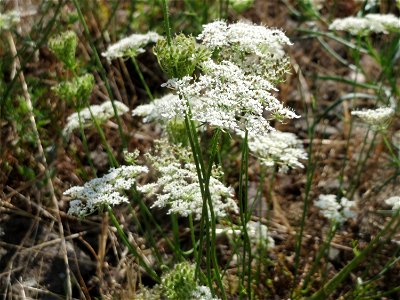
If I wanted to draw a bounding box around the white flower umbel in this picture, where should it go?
[198,20,292,83]
[351,106,394,130]
[329,14,400,35]
[63,100,129,136]
[191,286,221,300]
[65,165,148,216]
[0,11,20,31]
[132,93,179,123]
[164,60,298,135]
[102,31,160,61]
[385,196,400,210]
[139,140,238,220]
[198,20,292,58]
[315,194,356,224]
[216,221,274,249]
[247,220,275,248]
[247,130,307,171]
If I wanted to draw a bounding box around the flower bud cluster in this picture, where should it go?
[52,73,95,104]
[161,262,219,300]
[154,34,211,78]
[49,31,78,70]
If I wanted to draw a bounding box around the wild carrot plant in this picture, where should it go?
[1,1,400,299]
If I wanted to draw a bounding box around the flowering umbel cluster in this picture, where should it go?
[102,31,160,61]
[315,194,356,224]
[63,100,129,136]
[138,140,238,220]
[151,20,297,136]
[65,164,148,217]
[0,11,20,31]
[385,196,400,211]
[351,106,395,131]
[198,20,292,84]
[132,93,179,123]
[329,14,400,35]
[247,130,307,171]
[163,59,298,135]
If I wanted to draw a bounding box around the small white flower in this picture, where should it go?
[64,165,148,216]
[385,196,400,210]
[246,130,307,171]
[329,14,400,35]
[102,31,160,61]
[351,106,394,130]
[315,194,357,224]
[63,100,129,136]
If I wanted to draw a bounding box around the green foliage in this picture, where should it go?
[229,0,254,13]
[48,30,78,70]
[153,34,211,78]
[160,262,197,300]
[166,119,189,147]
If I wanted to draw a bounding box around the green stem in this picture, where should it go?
[131,57,154,101]
[107,206,160,282]
[77,111,97,177]
[309,212,400,300]
[72,0,127,148]
[292,122,316,295]
[382,133,400,167]
[239,130,251,299]
[160,0,172,45]
[189,213,198,262]
[301,221,338,293]
[171,213,182,259]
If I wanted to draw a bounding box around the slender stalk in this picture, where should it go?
[189,214,198,262]
[71,0,127,148]
[309,211,400,300]
[348,131,377,200]
[77,111,97,177]
[301,221,338,293]
[382,134,400,167]
[171,214,182,258]
[131,57,154,101]
[239,130,251,299]
[6,30,72,299]
[160,0,172,45]
[107,207,160,282]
